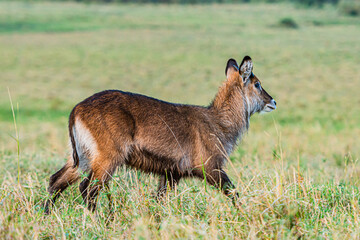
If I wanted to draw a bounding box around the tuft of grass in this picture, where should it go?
[338,0,360,16]
[312,19,324,25]
[278,17,299,28]
[7,88,21,185]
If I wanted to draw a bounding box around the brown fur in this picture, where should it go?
[44,56,276,213]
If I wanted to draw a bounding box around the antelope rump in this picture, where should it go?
[44,56,277,213]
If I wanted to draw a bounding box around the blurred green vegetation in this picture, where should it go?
[7,0,360,13]
[6,0,356,18]
[3,0,342,7]
[0,1,359,238]
[339,0,360,16]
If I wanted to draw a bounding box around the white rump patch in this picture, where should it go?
[73,117,99,172]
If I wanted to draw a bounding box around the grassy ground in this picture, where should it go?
[1,1,360,239]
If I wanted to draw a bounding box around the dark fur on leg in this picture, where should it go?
[156,172,181,200]
[45,162,79,214]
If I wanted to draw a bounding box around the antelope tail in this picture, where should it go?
[69,109,79,168]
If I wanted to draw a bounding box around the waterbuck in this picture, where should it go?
[44,56,276,213]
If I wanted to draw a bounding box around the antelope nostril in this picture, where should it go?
[273,100,277,106]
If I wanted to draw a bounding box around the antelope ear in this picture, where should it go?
[239,56,253,83]
[225,58,239,79]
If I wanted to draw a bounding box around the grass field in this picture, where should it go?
[1,1,360,238]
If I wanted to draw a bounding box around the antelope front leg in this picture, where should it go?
[156,172,180,200]
[206,169,240,206]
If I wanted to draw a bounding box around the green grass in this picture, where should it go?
[1,1,360,238]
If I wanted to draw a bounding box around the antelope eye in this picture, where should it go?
[254,82,261,89]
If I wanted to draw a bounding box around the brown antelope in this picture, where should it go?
[44,56,276,213]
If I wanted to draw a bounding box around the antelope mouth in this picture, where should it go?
[267,105,275,110]
[262,103,276,113]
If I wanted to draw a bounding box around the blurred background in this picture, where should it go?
[1,0,359,163]
[0,0,360,238]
